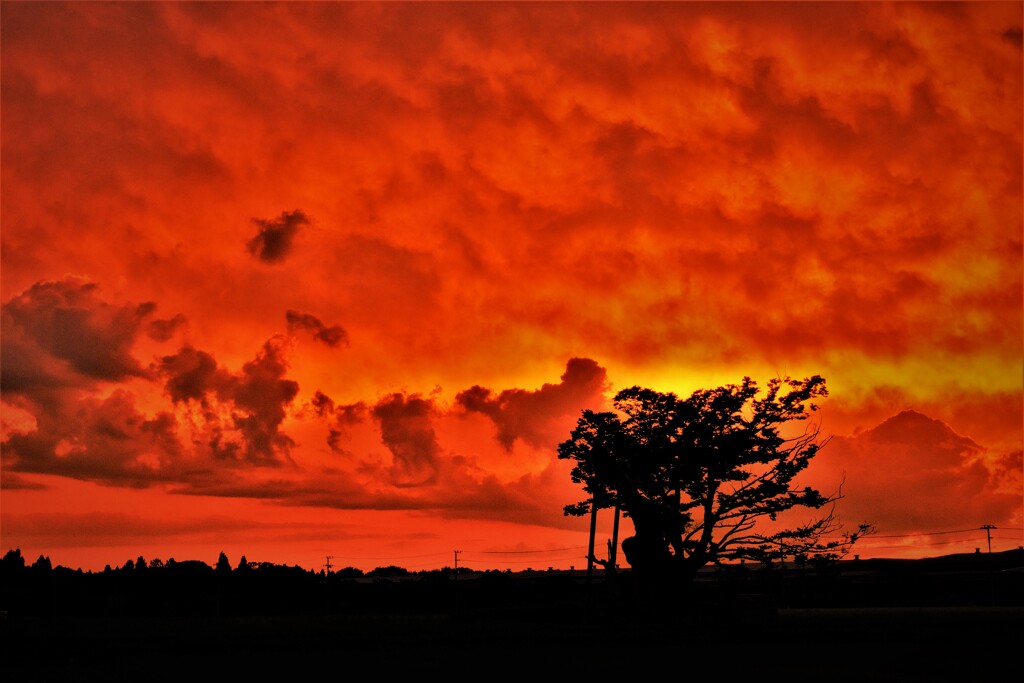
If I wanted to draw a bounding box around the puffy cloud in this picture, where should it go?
[371,392,441,487]
[819,385,1023,459]
[309,390,336,418]
[285,309,348,348]
[1,278,156,393]
[2,323,306,488]
[155,346,222,405]
[811,410,1021,535]
[0,279,189,486]
[456,357,611,450]
[155,336,300,463]
[306,390,367,454]
[222,337,301,460]
[245,210,308,263]
[3,389,180,487]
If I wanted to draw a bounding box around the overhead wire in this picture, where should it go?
[322,526,1023,570]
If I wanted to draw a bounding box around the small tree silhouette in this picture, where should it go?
[1,548,25,570]
[216,551,232,574]
[559,375,871,602]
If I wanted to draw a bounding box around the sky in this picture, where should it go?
[1,1,1021,573]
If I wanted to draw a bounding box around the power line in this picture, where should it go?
[475,546,589,554]
[862,538,993,550]
[326,551,451,561]
[460,554,590,565]
[321,526,1023,570]
[870,528,982,539]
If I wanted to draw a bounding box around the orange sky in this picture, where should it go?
[2,1,1022,573]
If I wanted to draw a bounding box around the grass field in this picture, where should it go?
[3,604,1021,680]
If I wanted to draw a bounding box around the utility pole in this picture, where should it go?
[981,525,996,553]
[453,550,461,615]
[324,555,334,573]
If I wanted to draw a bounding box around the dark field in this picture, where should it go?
[3,550,1022,680]
[4,605,1022,680]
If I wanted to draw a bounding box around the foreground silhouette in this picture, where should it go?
[2,547,1021,620]
[559,375,873,611]
[1,548,1022,679]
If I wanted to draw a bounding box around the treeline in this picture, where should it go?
[1,548,412,579]
[0,547,574,619]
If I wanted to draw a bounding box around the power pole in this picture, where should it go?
[453,550,461,615]
[324,555,334,573]
[981,525,996,553]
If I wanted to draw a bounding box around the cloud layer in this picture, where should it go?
[1,2,1020,567]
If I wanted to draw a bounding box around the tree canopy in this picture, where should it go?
[558,375,870,583]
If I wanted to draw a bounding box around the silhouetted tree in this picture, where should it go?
[335,566,364,579]
[216,552,232,574]
[559,375,871,595]
[2,548,25,570]
[368,565,410,578]
[31,555,53,573]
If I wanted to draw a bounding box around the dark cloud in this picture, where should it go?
[146,313,187,342]
[307,390,367,453]
[285,309,349,347]
[1001,25,1022,47]
[270,466,580,529]
[455,357,610,450]
[1,278,155,393]
[2,389,181,487]
[310,390,336,418]
[0,472,47,490]
[155,336,301,463]
[0,279,191,486]
[371,393,440,487]
[223,337,300,461]
[155,346,222,404]
[245,209,309,263]
[2,314,305,487]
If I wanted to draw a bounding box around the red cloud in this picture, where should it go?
[155,336,300,464]
[246,210,309,263]
[812,410,1021,535]
[456,357,611,450]
[1,278,156,392]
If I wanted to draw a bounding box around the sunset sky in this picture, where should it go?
[2,1,1021,573]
